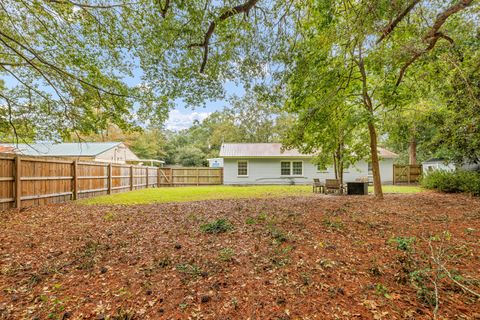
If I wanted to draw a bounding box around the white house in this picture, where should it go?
[207,157,224,168]
[422,158,456,173]
[220,143,398,185]
[0,142,141,164]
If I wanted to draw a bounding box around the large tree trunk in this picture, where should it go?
[408,137,417,165]
[368,121,383,199]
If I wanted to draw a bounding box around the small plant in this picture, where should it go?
[103,212,116,221]
[176,263,203,277]
[374,283,391,299]
[245,213,268,225]
[200,219,233,234]
[218,248,235,262]
[268,226,288,243]
[322,218,344,231]
[270,245,292,267]
[389,236,416,252]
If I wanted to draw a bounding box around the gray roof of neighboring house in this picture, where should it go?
[220,143,398,159]
[0,142,124,157]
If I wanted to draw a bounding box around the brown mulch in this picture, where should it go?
[0,193,479,319]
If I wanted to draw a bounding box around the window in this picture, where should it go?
[292,161,303,175]
[281,161,303,176]
[281,161,291,175]
[237,160,248,176]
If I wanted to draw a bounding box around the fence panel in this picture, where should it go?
[0,156,15,210]
[393,164,422,184]
[0,153,223,211]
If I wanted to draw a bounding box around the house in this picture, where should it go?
[207,158,224,168]
[219,143,398,185]
[422,158,456,173]
[0,142,141,164]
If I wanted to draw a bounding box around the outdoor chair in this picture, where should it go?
[312,178,324,193]
[325,179,341,194]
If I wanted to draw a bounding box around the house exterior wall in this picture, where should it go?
[95,144,139,164]
[223,158,397,185]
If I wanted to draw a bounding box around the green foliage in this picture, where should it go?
[389,236,416,252]
[175,146,207,167]
[218,248,235,262]
[421,170,480,195]
[200,219,233,234]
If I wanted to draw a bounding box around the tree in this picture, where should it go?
[283,100,369,192]
[1,0,299,140]
[175,146,207,167]
[283,0,477,198]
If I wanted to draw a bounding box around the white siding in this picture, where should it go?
[223,158,395,185]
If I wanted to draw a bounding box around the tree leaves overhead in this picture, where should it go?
[0,0,302,140]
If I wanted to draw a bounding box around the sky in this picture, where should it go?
[164,81,245,131]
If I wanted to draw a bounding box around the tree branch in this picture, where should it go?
[395,0,473,87]
[189,0,260,73]
[158,0,170,18]
[376,0,420,44]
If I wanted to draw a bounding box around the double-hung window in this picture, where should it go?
[237,160,248,176]
[281,161,303,176]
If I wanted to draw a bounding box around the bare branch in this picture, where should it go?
[189,0,260,73]
[377,0,421,44]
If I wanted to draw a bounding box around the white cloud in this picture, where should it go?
[165,110,211,131]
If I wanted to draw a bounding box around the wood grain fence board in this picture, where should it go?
[0,153,223,211]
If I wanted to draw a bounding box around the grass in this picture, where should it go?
[81,184,422,205]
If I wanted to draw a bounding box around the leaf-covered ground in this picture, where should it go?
[0,192,479,319]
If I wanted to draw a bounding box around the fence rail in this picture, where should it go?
[393,164,422,184]
[0,153,223,211]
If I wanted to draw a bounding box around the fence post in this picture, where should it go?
[14,156,21,210]
[72,160,78,200]
[393,165,395,185]
[407,165,411,185]
[145,167,149,188]
[130,165,134,191]
[107,163,112,194]
[196,168,199,186]
[157,168,160,187]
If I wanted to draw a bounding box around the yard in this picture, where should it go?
[1,190,479,319]
[82,185,422,205]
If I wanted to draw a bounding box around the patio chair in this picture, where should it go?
[312,178,324,193]
[325,179,341,194]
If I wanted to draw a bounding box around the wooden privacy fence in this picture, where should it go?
[393,164,422,184]
[0,153,223,211]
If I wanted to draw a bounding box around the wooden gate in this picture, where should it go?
[393,165,422,184]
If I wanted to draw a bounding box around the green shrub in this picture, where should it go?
[421,170,480,195]
[200,219,233,234]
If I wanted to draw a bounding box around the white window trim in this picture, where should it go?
[281,160,304,176]
[237,160,249,177]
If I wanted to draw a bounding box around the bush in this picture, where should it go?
[421,170,480,195]
[200,219,233,234]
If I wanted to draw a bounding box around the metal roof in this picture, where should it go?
[0,142,123,157]
[220,143,398,159]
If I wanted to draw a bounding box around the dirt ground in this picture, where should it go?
[0,192,479,319]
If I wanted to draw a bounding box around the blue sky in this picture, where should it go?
[165,81,245,131]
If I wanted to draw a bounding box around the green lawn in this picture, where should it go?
[81,184,422,205]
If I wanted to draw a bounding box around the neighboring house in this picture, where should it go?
[207,158,224,168]
[220,143,398,185]
[0,146,17,153]
[422,158,456,173]
[0,142,140,164]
